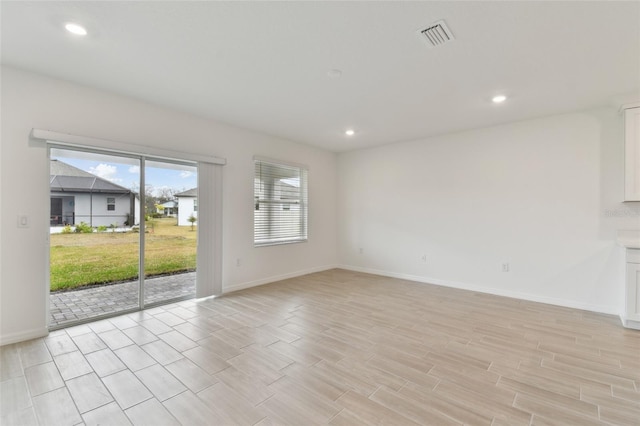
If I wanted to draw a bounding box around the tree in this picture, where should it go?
[156,186,176,203]
[187,214,197,231]
[143,184,157,215]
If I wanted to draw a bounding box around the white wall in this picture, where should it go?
[338,108,639,315]
[177,197,197,227]
[0,66,338,344]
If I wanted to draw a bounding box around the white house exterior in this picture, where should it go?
[175,188,197,226]
[50,159,140,227]
[157,200,177,217]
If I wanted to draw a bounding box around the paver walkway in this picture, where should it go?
[49,272,195,327]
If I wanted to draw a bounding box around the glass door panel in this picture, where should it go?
[49,148,141,327]
[143,160,197,306]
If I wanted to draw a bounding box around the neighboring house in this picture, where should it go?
[157,200,177,217]
[50,159,140,227]
[175,188,197,226]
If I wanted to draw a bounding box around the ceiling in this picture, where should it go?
[2,1,639,152]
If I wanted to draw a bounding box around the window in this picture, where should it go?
[254,158,308,246]
[107,197,115,211]
[193,198,198,212]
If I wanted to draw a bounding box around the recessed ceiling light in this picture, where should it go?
[345,129,355,136]
[492,95,507,103]
[327,69,342,78]
[65,23,87,36]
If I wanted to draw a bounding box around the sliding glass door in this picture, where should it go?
[49,147,198,328]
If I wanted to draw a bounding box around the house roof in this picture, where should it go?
[175,188,197,197]
[50,160,132,194]
[161,201,177,208]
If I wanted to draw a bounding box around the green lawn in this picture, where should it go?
[50,218,196,291]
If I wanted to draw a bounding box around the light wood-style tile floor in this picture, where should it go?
[1,269,639,425]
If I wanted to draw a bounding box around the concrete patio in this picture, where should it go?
[49,272,195,327]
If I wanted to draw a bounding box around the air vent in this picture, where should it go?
[418,20,455,47]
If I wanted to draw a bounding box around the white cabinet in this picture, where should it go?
[624,106,640,201]
[623,248,640,329]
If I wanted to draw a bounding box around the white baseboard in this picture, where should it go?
[339,264,621,316]
[0,327,49,346]
[223,264,339,294]
[620,315,640,330]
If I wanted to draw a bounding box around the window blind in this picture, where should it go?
[254,158,308,246]
[196,161,223,297]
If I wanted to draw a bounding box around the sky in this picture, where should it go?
[51,150,197,197]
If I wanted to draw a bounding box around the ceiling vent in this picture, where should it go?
[418,20,455,47]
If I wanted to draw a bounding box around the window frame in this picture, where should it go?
[107,197,116,211]
[253,157,308,247]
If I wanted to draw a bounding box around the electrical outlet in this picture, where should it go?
[502,263,510,272]
[236,258,241,267]
[421,254,427,263]
[359,248,363,255]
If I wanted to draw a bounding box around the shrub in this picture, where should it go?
[187,214,197,231]
[74,222,93,233]
[97,225,108,232]
[61,225,72,234]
